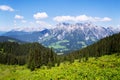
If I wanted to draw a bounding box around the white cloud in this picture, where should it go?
[21,20,27,23]
[0,5,14,11]
[33,12,48,19]
[15,15,24,19]
[53,16,74,22]
[36,20,52,27]
[76,15,90,21]
[101,17,112,21]
[53,15,112,22]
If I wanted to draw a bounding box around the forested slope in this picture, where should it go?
[63,33,120,62]
[0,42,57,70]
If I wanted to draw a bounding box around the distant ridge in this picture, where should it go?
[0,36,25,43]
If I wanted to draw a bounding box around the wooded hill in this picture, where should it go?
[64,32,120,62]
[0,42,57,71]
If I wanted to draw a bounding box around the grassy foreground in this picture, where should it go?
[0,54,120,80]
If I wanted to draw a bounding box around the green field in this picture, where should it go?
[77,41,87,48]
[0,54,120,80]
[49,40,69,49]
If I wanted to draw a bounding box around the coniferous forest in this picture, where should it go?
[0,42,57,71]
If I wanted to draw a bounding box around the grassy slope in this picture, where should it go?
[0,54,120,80]
[49,40,69,49]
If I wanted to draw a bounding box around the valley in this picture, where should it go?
[0,32,120,80]
[2,22,120,53]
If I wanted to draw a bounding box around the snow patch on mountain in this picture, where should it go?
[44,33,49,37]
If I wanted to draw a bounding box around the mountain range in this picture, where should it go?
[2,22,120,53]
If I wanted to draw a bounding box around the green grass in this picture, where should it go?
[77,41,87,48]
[0,54,120,80]
[49,40,69,49]
[8,39,15,42]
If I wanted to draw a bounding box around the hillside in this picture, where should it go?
[0,42,56,70]
[65,32,120,61]
[0,36,25,43]
[0,54,120,80]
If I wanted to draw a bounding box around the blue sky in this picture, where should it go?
[0,0,120,31]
